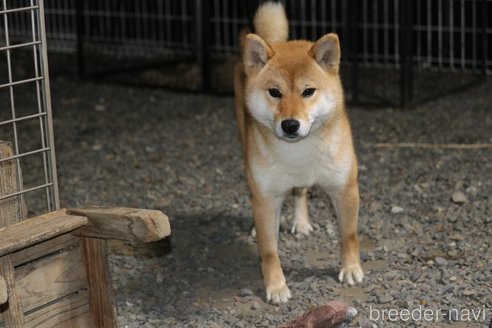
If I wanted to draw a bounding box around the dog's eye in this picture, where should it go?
[302,88,316,98]
[268,88,282,98]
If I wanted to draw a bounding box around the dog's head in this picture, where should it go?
[243,33,344,142]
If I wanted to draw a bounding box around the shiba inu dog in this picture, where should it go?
[233,2,364,304]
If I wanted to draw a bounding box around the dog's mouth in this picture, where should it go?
[276,132,305,143]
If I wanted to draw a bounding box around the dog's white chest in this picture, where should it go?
[251,135,351,195]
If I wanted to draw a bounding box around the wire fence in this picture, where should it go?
[0,0,59,216]
[4,0,490,73]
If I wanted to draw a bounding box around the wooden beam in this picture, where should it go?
[0,210,88,258]
[80,237,118,328]
[0,141,26,327]
[70,207,170,242]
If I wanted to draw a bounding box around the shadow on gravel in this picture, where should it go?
[109,212,266,312]
[287,266,339,284]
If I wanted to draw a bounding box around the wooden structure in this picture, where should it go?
[0,142,171,327]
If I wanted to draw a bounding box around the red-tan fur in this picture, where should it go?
[234,2,364,304]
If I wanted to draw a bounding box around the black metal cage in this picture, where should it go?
[4,0,491,107]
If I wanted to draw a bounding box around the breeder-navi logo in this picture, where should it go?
[369,305,489,324]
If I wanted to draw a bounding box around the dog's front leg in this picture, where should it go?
[252,194,291,304]
[330,181,364,286]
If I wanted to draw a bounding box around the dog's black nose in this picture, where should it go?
[281,119,300,135]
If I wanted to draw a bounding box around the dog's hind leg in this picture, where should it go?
[291,187,313,235]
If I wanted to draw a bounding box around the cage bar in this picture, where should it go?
[0,0,59,215]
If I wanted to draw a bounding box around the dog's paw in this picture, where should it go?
[338,264,364,286]
[266,283,291,304]
[291,220,314,236]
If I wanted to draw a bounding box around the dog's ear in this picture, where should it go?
[310,33,340,74]
[243,33,274,69]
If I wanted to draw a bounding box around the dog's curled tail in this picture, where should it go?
[253,2,288,44]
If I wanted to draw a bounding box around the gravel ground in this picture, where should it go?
[38,72,492,327]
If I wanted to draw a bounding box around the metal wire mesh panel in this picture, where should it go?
[414,0,490,72]
[5,0,491,73]
[209,0,247,56]
[0,0,59,216]
[79,0,196,58]
[5,0,197,58]
[43,0,77,53]
[286,0,346,43]
[209,0,490,73]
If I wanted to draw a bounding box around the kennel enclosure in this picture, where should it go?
[26,0,492,107]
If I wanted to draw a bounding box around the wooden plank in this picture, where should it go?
[23,289,90,328]
[15,246,87,314]
[0,210,88,258]
[0,277,6,305]
[0,141,26,327]
[70,207,170,242]
[80,237,117,328]
[0,141,27,222]
[0,259,22,328]
[12,234,79,268]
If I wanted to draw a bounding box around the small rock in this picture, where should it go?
[155,272,164,284]
[95,104,106,111]
[391,206,404,214]
[378,295,394,303]
[370,202,381,213]
[251,302,261,310]
[383,271,397,280]
[447,250,458,258]
[435,257,448,266]
[358,319,373,328]
[239,288,254,297]
[399,300,412,308]
[434,206,445,213]
[440,285,454,294]
[156,197,172,208]
[347,307,358,318]
[409,271,421,282]
[462,289,475,296]
[451,191,468,204]
[450,234,464,241]
[360,252,369,261]
[449,276,457,282]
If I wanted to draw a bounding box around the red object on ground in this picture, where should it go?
[280,301,355,328]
